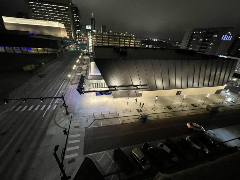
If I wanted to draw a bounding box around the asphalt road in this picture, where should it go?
[84,109,240,154]
[0,51,79,180]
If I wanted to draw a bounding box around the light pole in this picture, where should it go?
[202,94,210,105]
[179,95,186,108]
[153,96,158,110]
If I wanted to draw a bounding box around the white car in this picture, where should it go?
[186,136,209,154]
[187,122,205,131]
[157,143,178,162]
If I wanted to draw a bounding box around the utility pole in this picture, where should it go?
[62,95,69,115]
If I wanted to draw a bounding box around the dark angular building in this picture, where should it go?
[94,47,237,98]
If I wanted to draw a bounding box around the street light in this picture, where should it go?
[202,94,210,105]
[179,95,186,108]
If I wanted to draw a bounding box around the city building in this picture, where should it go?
[101,25,106,33]
[72,4,81,42]
[227,34,240,58]
[141,39,180,49]
[93,47,237,98]
[27,0,75,39]
[181,27,235,56]
[90,13,95,30]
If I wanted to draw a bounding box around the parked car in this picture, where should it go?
[186,136,209,154]
[142,143,164,164]
[132,148,150,171]
[165,139,187,159]
[194,134,219,149]
[177,138,199,157]
[157,143,178,162]
[113,148,134,174]
[187,122,205,131]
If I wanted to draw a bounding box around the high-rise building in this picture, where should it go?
[101,25,106,33]
[227,34,240,58]
[181,27,235,56]
[72,4,81,41]
[27,0,75,39]
[90,13,95,30]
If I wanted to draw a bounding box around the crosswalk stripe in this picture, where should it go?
[34,105,40,111]
[21,106,28,112]
[47,105,51,110]
[69,134,80,138]
[68,140,80,144]
[28,105,34,111]
[66,146,79,151]
[53,105,57,110]
[9,106,16,111]
[64,153,78,159]
[15,106,22,112]
[41,105,46,110]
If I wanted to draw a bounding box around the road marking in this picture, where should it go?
[48,88,52,92]
[42,105,51,117]
[28,105,34,111]
[53,105,57,110]
[47,105,51,110]
[68,140,80,144]
[20,106,28,112]
[69,134,80,138]
[41,105,46,110]
[15,106,22,112]
[34,105,40,111]
[9,106,16,111]
[66,146,79,151]
[64,153,78,159]
[97,152,106,161]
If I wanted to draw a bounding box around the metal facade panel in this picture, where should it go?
[108,59,124,86]
[160,60,169,89]
[116,60,132,85]
[135,60,148,85]
[175,60,182,88]
[198,60,206,87]
[188,60,194,88]
[112,91,120,98]
[144,60,156,90]
[181,60,188,88]
[214,59,224,86]
[193,60,201,87]
[209,59,218,87]
[223,59,232,84]
[224,60,236,84]
[218,60,228,85]
[152,60,163,89]
[125,60,140,85]
[168,60,176,89]
[204,60,212,87]
[95,60,114,86]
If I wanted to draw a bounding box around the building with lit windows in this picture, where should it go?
[27,0,75,39]
[72,4,81,42]
[91,31,141,49]
[181,27,235,56]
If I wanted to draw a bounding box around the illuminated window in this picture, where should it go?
[213,35,217,37]
[221,32,232,41]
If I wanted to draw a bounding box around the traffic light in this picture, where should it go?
[62,103,66,107]
[4,99,8,104]
[22,98,26,103]
[40,97,44,102]
[63,129,67,135]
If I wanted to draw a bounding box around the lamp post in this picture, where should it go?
[179,95,186,108]
[202,94,210,105]
[153,96,158,110]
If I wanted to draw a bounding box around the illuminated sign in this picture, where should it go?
[86,25,91,30]
[221,32,232,41]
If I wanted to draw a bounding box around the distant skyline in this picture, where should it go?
[1,0,240,40]
[73,0,240,40]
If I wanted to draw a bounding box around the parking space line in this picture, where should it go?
[66,146,79,151]
[97,152,106,161]
[41,105,46,110]
[9,106,16,111]
[64,153,78,159]
[34,105,40,111]
[68,140,80,144]
[15,106,22,112]
[69,134,80,138]
[28,105,34,111]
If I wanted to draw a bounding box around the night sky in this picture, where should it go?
[73,0,240,40]
[1,0,240,40]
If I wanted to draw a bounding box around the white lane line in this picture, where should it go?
[48,88,52,92]
[53,105,57,110]
[20,106,28,113]
[47,105,51,110]
[66,146,79,151]
[28,105,34,111]
[68,140,80,144]
[64,153,78,159]
[69,134,80,138]
[39,87,44,92]
[41,105,46,110]
[34,105,40,111]
[15,106,22,112]
[9,106,16,111]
